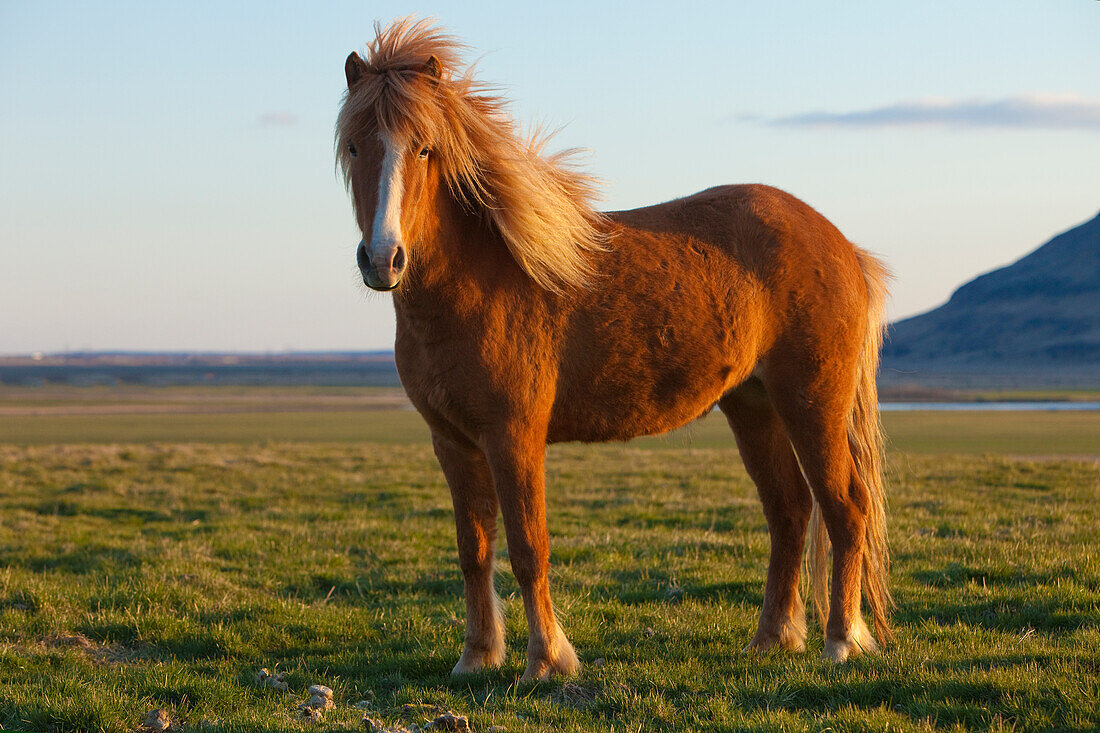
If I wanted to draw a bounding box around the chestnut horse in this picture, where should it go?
[338,19,892,680]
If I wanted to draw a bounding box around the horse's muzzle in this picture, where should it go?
[357,240,406,291]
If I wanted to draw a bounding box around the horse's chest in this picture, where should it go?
[394,328,472,407]
[393,312,538,434]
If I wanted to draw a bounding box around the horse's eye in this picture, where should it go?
[418,147,430,159]
[347,142,357,157]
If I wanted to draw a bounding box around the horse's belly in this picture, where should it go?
[548,344,750,444]
[546,235,767,443]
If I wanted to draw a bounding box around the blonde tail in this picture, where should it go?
[807,247,894,643]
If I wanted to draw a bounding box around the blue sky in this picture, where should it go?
[2,0,1098,352]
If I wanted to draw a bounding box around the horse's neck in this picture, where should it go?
[395,204,535,321]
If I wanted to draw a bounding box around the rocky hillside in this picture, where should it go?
[882,210,1100,383]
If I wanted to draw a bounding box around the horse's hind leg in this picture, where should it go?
[719,379,812,652]
[767,377,877,662]
[432,432,506,675]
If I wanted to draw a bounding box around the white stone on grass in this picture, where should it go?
[254,668,289,691]
[143,708,171,732]
[309,684,334,700]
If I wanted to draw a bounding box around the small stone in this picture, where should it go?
[256,668,288,691]
[428,711,470,731]
[143,708,171,732]
[309,684,333,700]
[591,657,606,667]
[487,727,507,733]
[399,703,444,721]
[363,718,412,733]
[298,690,336,722]
[54,634,94,649]
[643,626,656,637]
[552,683,599,707]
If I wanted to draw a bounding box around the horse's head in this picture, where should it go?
[338,19,605,295]
[340,52,448,292]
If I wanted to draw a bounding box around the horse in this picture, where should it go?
[337,18,892,681]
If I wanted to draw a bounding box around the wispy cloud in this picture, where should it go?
[738,94,1100,131]
[255,112,299,128]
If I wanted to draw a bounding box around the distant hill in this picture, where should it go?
[882,210,1100,387]
[0,351,403,387]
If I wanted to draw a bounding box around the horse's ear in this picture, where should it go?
[423,55,443,80]
[345,52,369,88]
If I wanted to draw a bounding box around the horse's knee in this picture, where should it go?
[782,491,813,528]
[510,559,545,588]
[456,533,494,578]
[459,554,492,581]
[814,476,870,537]
[507,544,548,588]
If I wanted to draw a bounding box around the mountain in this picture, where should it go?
[882,210,1100,385]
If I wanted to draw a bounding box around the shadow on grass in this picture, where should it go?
[897,597,1097,632]
[30,498,210,525]
[279,570,464,605]
[912,562,1090,590]
[607,567,762,607]
[724,673,1092,731]
[26,546,143,574]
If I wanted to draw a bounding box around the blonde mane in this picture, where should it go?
[336,18,606,292]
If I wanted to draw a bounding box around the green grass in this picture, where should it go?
[878,411,1100,456]
[1,429,1098,731]
[3,409,1100,457]
[0,410,431,446]
[636,410,1100,457]
[968,389,1100,403]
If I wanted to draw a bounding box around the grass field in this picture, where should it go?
[1,388,1098,732]
[2,386,1100,456]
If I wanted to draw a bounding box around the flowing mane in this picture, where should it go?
[336,18,606,292]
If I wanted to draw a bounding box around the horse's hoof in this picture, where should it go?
[519,657,578,681]
[520,638,580,681]
[743,610,808,653]
[823,621,878,663]
[742,630,806,653]
[450,644,506,676]
[519,664,550,682]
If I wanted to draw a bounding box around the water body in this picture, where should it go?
[881,401,1100,412]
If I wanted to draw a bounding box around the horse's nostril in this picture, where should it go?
[393,246,407,271]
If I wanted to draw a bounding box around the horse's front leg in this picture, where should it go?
[484,427,578,681]
[433,433,506,674]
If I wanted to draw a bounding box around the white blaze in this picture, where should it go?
[370,133,405,265]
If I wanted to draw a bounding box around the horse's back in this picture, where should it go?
[610,184,855,266]
[609,183,871,332]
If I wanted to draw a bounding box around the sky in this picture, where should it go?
[2,0,1099,353]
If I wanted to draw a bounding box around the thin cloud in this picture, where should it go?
[746,94,1100,131]
[256,112,299,128]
